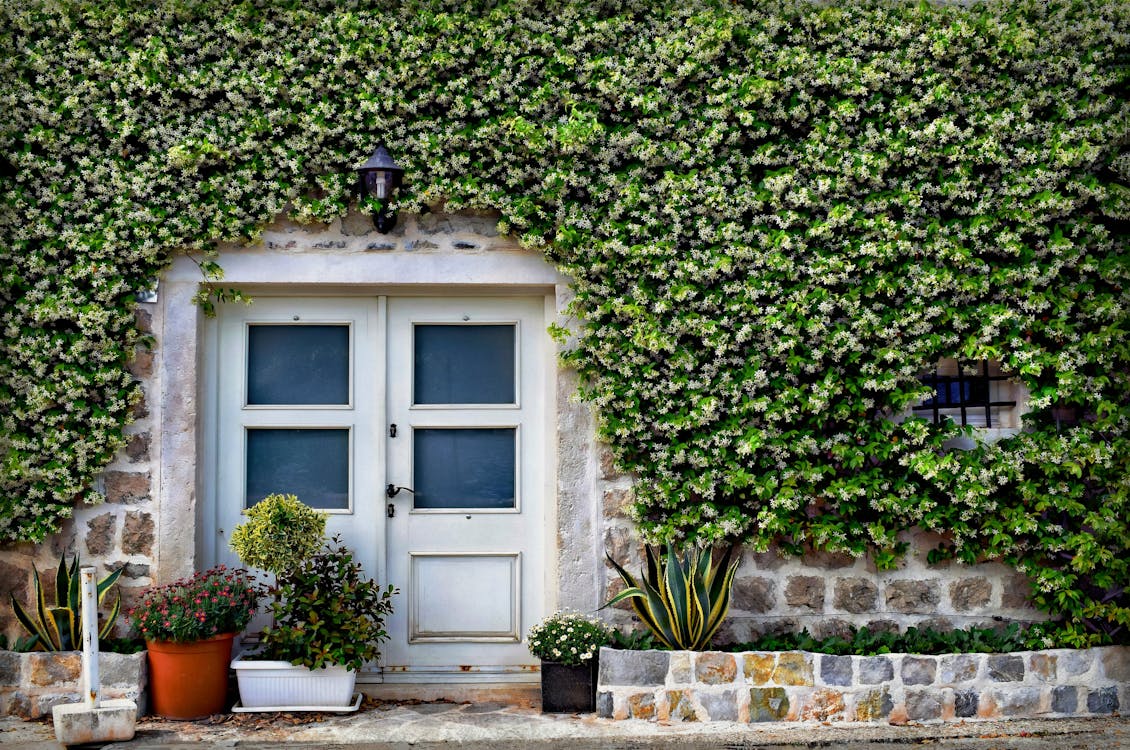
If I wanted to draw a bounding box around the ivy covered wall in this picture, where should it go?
[1,0,1127,643]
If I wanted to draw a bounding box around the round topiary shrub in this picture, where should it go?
[229,493,327,575]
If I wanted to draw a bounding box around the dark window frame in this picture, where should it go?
[913,359,1016,428]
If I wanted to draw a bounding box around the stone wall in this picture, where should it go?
[0,651,147,719]
[599,454,1043,640]
[597,646,1129,724]
[0,303,161,645]
[0,206,1047,648]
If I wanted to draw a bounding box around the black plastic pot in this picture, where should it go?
[540,659,598,713]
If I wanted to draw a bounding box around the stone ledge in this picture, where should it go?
[0,651,147,719]
[596,646,1129,723]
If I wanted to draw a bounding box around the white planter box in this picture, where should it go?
[231,656,357,711]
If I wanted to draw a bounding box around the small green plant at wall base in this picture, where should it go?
[259,536,397,672]
[604,544,740,651]
[129,566,259,643]
[527,610,614,666]
[229,493,328,575]
[10,554,122,652]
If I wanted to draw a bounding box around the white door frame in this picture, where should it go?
[196,286,563,682]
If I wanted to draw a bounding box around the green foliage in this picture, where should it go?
[729,621,1080,656]
[604,543,739,650]
[229,493,328,575]
[260,536,397,672]
[9,553,122,651]
[0,0,1127,639]
[128,566,259,643]
[527,609,614,666]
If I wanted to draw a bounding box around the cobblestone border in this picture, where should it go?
[0,650,147,719]
[596,646,1129,723]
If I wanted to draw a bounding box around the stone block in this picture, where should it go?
[124,432,150,462]
[667,689,698,722]
[135,307,152,333]
[743,653,775,685]
[29,652,81,687]
[1086,686,1119,714]
[340,212,375,236]
[906,690,942,721]
[1000,574,1033,609]
[694,652,737,684]
[365,241,397,251]
[112,562,150,579]
[0,559,30,607]
[800,688,845,721]
[732,577,776,614]
[820,655,853,686]
[949,578,992,611]
[85,514,118,556]
[953,690,978,718]
[1051,685,1078,714]
[52,698,137,745]
[858,656,894,684]
[598,444,623,480]
[996,687,1042,717]
[744,547,786,571]
[602,526,632,566]
[854,688,893,721]
[784,576,824,611]
[865,619,900,634]
[103,471,150,505]
[772,653,813,686]
[1099,647,1130,681]
[808,549,856,569]
[987,654,1025,682]
[885,580,940,614]
[627,692,655,719]
[126,350,153,378]
[121,512,154,556]
[602,488,631,519]
[810,618,854,641]
[699,690,739,721]
[1059,649,1094,677]
[0,651,23,684]
[599,649,668,687]
[834,578,878,613]
[1029,653,1057,682]
[901,656,937,686]
[749,687,789,722]
[669,652,692,683]
[5,690,32,719]
[939,654,979,684]
[405,239,439,251]
[99,653,146,689]
[596,691,614,718]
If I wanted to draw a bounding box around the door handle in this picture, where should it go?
[386,484,415,498]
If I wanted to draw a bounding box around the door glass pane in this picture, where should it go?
[413,428,515,509]
[246,428,349,509]
[414,325,515,404]
[247,324,349,405]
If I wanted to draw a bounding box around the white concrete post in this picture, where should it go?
[80,566,100,709]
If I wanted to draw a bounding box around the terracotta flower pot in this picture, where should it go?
[146,633,235,719]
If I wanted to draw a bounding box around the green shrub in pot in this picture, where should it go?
[258,536,397,671]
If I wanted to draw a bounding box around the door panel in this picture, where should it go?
[384,297,546,675]
[215,298,384,578]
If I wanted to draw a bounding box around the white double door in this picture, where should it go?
[214,295,548,678]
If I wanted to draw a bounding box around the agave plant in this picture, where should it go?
[603,542,740,650]
[10,554,123,651]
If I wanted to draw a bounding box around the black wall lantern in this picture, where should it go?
[357,144,404,233]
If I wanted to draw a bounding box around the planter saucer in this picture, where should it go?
[231,692,363,713]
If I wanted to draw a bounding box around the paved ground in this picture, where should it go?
[3,699,1128,749]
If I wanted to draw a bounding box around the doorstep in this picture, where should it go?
[359,681,540,707]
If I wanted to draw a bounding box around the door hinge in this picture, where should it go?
[389,423,397,437]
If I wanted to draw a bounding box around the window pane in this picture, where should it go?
[246,429,349,509]
[248,325,349,405]
[413,428,515,509]
[414,325,515,404]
